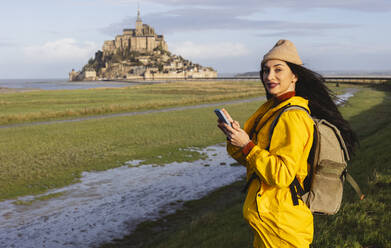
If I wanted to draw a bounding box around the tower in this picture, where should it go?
[135,7,143,36]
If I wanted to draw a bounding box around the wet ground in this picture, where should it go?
[0,145,245,248]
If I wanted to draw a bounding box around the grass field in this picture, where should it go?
[0,80,349,125]
[1,81,384,247]
[0,80,264,125]
[0,80,271,200]
[101,84,391,248]
[0,81,349,200]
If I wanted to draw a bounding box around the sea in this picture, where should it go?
[0,78,143,90]
[0,74,241,91]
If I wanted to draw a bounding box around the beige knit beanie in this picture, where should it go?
[261,39,303,66]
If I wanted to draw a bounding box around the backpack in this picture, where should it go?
[244,104,364,215]
[271,105,365,215]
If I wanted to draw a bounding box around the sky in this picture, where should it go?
[0,0,390,78]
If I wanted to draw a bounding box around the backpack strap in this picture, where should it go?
[345,172,365,200]
[290,177,305,205]
[266,104,309,150]
[304,124,318,192]
[267,105,311,150]
[242,104,312,195]
[268,105,312,205]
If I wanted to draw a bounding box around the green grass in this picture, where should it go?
[100,84,391,248]
[0,80,350,125]
[311,85,391,248]
[0,82,351,201]
[0,81,377,247]
[0,80,264,124]
[0,96,263,200]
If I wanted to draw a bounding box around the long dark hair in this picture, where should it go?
[260,62,358,157]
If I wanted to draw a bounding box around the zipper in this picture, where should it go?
[254,181,264,222]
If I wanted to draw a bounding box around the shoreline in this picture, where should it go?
[0,86,37,93]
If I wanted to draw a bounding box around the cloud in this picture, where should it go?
[105,0,391,12]
[303,42,391,57]
[0,40,17,47]
[170,41,250,59]
[101,7,357,36]
[257,30,325,38]
[295,41,391,71]
[23,38,99,63]
[267,0,391,12]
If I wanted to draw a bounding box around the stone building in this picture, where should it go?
[69,69,97,81]
[69,9,217,81]
[102,9,168,55]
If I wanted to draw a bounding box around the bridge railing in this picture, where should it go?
[112,76,391,85]
[190,76,391,84]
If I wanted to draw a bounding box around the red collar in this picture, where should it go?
[275,91,296,104]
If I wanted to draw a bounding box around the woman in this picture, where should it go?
[218,40,357,247]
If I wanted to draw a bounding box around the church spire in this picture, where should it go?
[136,3,141,22]
[135,4,143,36]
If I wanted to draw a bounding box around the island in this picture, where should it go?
[69,9,217,81]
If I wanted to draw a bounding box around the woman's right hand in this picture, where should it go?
[224,121,251,148]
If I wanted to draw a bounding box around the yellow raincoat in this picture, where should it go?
[228,96,314,248]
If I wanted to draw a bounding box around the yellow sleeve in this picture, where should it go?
[227,142,248,166]
[245,110,313,187]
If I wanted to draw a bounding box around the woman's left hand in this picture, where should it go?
[225,121,251,148]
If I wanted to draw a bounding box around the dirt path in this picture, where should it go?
[0,96,266,129]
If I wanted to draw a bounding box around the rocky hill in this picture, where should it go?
[69,10,217,81]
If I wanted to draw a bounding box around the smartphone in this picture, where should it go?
[214,109,232,127]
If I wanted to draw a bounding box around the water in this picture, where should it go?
[0,145,245,248]
[335,88,360,105]
[0,79,139,90]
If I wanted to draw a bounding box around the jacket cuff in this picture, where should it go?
[242,141,255,156]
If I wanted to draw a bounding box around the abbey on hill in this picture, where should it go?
[69,10,217,81]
